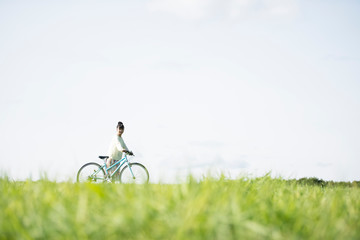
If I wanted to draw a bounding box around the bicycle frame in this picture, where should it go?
[91,154,135,181]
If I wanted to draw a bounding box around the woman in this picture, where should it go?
[106,121,132,171]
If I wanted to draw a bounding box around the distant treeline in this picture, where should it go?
[290,177,360,188]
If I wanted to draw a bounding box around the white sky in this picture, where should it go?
[1,0,359,182]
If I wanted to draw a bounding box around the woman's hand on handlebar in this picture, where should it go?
[122,150,134,156]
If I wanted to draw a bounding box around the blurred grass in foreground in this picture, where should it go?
[1,175,359,240]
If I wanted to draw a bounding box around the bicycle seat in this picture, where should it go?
[98,156,109,159]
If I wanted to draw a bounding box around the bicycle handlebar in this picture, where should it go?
[125,150,134,156]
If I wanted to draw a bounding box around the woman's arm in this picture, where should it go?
[116,137,129,152]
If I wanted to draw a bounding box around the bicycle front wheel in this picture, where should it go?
[119,163,149,184]
[77,162,105,183]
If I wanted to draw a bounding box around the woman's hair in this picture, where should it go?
[117,121,124,130]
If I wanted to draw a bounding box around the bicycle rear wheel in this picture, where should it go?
[119,163,149,184]
[77,162,105,183]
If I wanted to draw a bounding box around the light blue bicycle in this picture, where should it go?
[76,151,149,184]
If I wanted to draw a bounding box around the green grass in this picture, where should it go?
[1,175,359,240]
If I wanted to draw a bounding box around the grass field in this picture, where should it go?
[1,175,359,240]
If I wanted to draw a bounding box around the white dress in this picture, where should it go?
[107,135,129,160]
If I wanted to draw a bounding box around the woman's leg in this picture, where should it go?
[106,158,114,176]
[106,157,112,168]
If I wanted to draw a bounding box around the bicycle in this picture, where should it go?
[76,151,149,184]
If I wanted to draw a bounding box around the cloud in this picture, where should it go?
[148,0,211,20]
[168,154,250,170]
[263,0,299,17]
[221,155,250,169]
[148,0,299,20]
[324,54,360,62]
[316,162,332,168]
[189,140,225,148]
